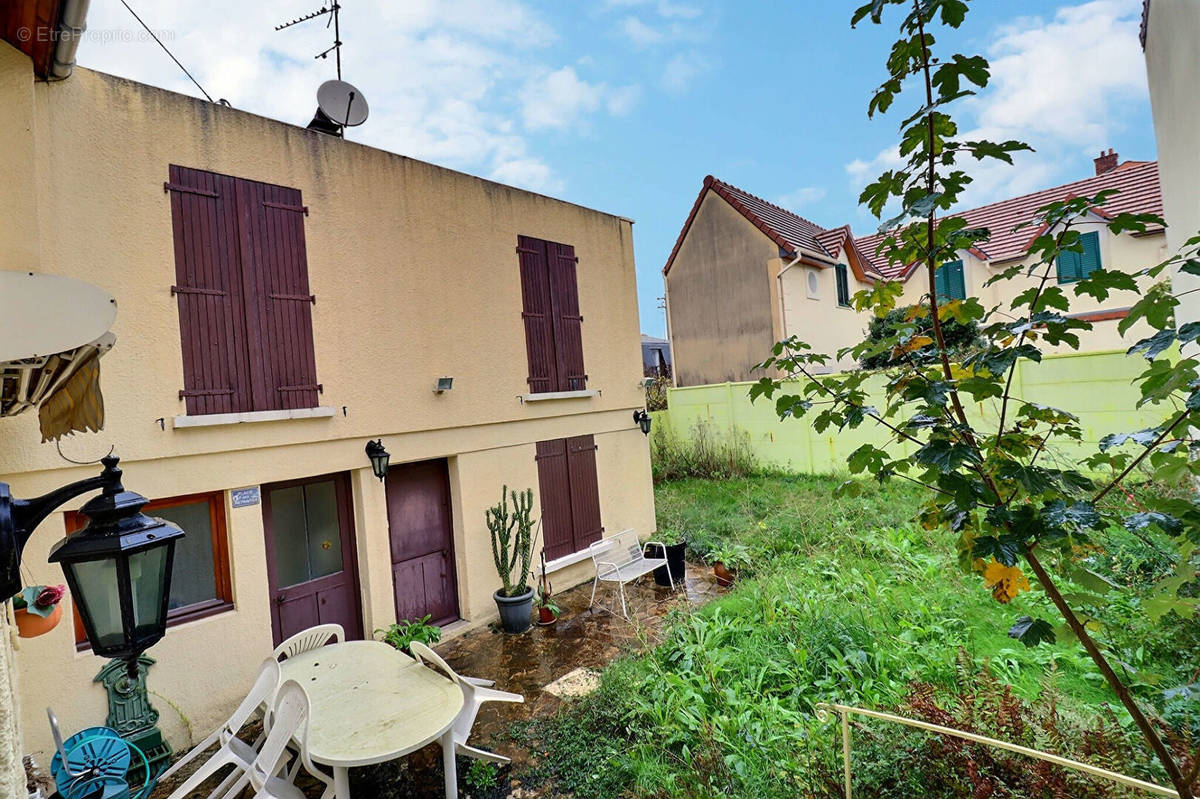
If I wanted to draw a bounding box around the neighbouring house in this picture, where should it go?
[1143,0,1200,335]
[0,5,653,767]
[664,163,1166,387]
[641,334,672,377]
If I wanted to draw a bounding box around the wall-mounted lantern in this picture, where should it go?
[633,410,652,436]
[434,377,454,394]
[365,439,390,481]
[1,455,184,678]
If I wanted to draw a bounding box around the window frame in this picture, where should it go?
[1056,230,1102,284]
[834,263,852,308]
[69,490,234,650]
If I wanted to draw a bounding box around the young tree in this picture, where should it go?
[750,2,1199,795]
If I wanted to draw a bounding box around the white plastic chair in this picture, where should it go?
[409,641,525,764]
[246,679,336,799]
[272,623,344,661]
[588,529,673,619]
[159,658,281,799]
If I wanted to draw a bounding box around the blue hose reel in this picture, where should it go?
[48,710,155,799]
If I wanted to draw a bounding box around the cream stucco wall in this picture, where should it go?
[1145,0,1200,333]
[664,192,783,386]
[780,222,1166,364]
[0,43,654,763]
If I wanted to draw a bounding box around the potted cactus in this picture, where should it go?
[487,486,537,634]
[535,550,560,626]
[12,585,66,638]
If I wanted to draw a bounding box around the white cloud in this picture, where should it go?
[661,52,706,92]
[845,0,1148,216]
[520,66,640,131]
[70,0,630,197]
[777,187,828,210]
[621,16,665,46]
[604,0,702,19]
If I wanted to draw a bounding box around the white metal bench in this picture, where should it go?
[588,529,675,619]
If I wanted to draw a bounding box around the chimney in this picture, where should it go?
[1094,148,1119,175]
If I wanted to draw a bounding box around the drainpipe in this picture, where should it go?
[50,0,91,80]
[776,253,804,341]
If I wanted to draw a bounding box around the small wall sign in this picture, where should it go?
[231,486,261,508]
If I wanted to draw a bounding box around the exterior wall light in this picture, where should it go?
[365,439,390,481]
[434,377,454,394]
[1,455,184,678]
[633,410,652,436]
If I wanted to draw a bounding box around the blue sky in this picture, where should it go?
[77,0,1154,337]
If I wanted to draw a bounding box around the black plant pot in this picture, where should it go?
[646,542,686,587]
[494,587,534,634]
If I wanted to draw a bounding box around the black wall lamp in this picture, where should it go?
[2,455,184,677]
[633,410,652,436]
[365,439,390,481]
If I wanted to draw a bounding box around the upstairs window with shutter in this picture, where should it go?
[517,235,587,393]
[834,263,851,307]
[934,260,966,301]
[167,166,320,415]
[1056,231,1102,283]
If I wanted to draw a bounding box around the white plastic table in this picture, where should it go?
[279,640,465,798]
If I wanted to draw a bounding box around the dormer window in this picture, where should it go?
[1057,231,1102,283]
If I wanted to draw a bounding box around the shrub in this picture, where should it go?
[650,420,757,483]
[859,304,983,369]
[375,615,441,654]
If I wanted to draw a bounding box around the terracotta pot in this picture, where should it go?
[537,606,558,626]
[713,561,735,588]
[14,603,63,638]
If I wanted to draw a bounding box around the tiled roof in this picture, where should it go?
[664,176,882,279]
[853,160,1163,279]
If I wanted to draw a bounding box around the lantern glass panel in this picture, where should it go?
[129,545,170,637]
[72,557,123,649]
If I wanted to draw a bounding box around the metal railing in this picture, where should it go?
[816,702,1178,798]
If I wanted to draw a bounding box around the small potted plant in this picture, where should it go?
[708,543,750,588]
[487,486,537,634]
[534,551,561,626]
[11,585,66,638]
[375,615,441,655]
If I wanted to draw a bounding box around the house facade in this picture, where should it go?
[664,164,1166,387]
[0,36,653,763]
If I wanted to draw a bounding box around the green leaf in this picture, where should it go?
[1008,616,1056,647]
[1127,329,1177,360]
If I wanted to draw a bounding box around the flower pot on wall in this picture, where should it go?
[14,603,63,638]
[494,588,534,634]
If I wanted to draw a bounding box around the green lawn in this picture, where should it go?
[513,473,1198,798]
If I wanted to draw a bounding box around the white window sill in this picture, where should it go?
[173,406,337,429]
[518,389,599,403]
[544,545,603,573]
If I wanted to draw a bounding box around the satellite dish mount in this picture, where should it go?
[275,2,370,137]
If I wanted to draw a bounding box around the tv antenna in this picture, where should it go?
[276,3,369,137]
[275,2,344,80]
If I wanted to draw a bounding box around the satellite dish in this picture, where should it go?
[0,272,116,362]
[316,79,368,126]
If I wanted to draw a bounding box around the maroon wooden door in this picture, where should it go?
[386,460,459,627]
[261,473,363,646]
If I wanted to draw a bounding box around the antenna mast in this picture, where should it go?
[275,2,343,80]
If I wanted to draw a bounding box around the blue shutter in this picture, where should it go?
[935,261,965,301]
[1079,231,1101,278]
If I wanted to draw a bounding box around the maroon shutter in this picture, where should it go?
[548,243,586,391]
[566,435,603,551]
[517,236,558,394]
[167,166,252,415]
[233,178,319,411]
[535,439,575,560]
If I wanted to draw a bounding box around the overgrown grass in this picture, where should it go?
[512,474,1199,798]
[649,420,758,483]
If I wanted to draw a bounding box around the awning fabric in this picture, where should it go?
[0,332,115,441]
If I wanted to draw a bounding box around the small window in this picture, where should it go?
[934,260,966,301]
[835,263,851,307]
[806,269,820,299]
[70,492,233,648]
[1057,231,1102,283]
